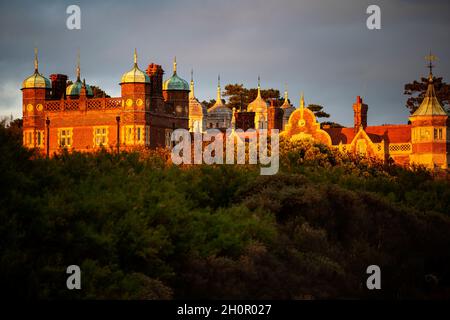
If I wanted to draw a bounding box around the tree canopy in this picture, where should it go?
[307,104,330,119]
[223,84,281,110]
[404,76,450,114]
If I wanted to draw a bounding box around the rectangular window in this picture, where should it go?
[59,128,73,147]
[434,128,438,140]
[136,126,145,145]
[438,128,443,140]
[145,125,150,146]
[165,129,173,148]
[124,126,134,144]
[94,126,108,146]
[35,130,44,147]
[23,130,33,147]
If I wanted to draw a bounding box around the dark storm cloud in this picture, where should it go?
[0,0,449,126]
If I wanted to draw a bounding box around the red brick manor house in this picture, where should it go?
[22,49,189,153]
[21,49,449,169]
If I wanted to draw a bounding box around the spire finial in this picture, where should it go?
[189,69,195,99]
[257,76,261,98]
[425,51,437,81]
[134,48,137,66]
[34,47,38,73]
[173,56,177,74]
[284,82,288,102]
[300,91,305,119]
[300,91,305,109]
[217,74,222,103]
[76,49,81,82]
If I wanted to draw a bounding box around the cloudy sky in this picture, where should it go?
[0,0,449,126]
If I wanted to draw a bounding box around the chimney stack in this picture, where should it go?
[353,96,368,132]
[268,98,284,131]
[50,74,68,100]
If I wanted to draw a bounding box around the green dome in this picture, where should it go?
[163,72,189,91]
[22,72,51,89]
[66,80,94,97]
[163,58,189,91]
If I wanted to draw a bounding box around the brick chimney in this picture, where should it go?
[50,74,68,100]
[146,63,164,112]
[235,112,255,131]
[268,99,284,131]
[353,96,368,132]
[146,63,164,97]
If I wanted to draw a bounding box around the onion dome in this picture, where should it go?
[247,76,268,113]
[66,80,93,96]
[163,57,189,91]
[120,49,150,84]
[66,52,94,97]
[189,70,207,117]
[411,70,447,117]
[208,75,232,115]
[22,48,51,89]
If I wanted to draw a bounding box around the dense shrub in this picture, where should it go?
[0,125,449,299]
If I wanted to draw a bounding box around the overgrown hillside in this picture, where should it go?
[1,125,449,299]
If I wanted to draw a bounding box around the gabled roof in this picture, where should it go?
[324,124,411,145]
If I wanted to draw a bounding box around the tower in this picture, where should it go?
[162,57,190,118]
[409,53,448,169]
[21,48,51,149]
[120,49,151,146]
[188,69,207,133]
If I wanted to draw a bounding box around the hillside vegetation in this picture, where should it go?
[1,124,449,299]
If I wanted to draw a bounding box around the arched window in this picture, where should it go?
[357,139,367,155]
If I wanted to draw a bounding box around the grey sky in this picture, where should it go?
[0,0,449,126]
